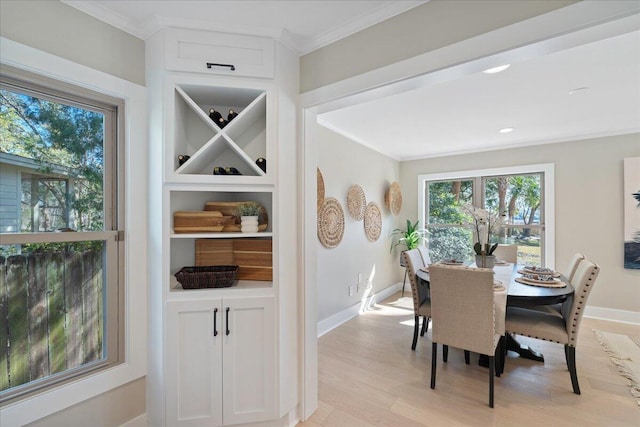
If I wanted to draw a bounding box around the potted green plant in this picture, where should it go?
[390,219,427,266]
[237,202,261,233]
[459,204,506,268]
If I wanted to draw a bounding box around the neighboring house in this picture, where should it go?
[0,152,73,233]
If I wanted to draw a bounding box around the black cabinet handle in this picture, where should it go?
[207,62,236,71]
[213,308,218,337]
[225,307,230,336]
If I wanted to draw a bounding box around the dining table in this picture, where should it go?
[416,262,574,362]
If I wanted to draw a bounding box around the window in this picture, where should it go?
[0,69,124,403]
[419,165,553,267]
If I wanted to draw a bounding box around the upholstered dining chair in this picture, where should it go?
[417,245,432,266]
[402,249,431,351]
[504,258,600,394]
[563,252,585,282]
[428,264,504,407]
[493,244,518,264]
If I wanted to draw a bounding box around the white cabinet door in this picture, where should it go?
[222,296,276,425]
[166,299,223,426]
[166,297,275,426]
[166,28,275,78]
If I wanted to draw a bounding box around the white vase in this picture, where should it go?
[240,215,259,233]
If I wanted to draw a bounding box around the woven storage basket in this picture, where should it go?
[175,265,239,289]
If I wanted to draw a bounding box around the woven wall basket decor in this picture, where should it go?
[318,197,345,248]
[385,181,403,216]
[317,168,325,212]
[364,202,382,242]
[347,185,366,221]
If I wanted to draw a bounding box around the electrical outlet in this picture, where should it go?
[358,273,362,284]
[348,285,353,296]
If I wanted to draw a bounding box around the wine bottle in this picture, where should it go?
[217,117,228,128]
[209,108,223,123]
[178,154,190,166]
[256,157,266,173]
[227,109,238,122]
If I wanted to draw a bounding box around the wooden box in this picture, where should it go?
[204,201,269,232]
[195,238,272,281]
[174,211,235,233]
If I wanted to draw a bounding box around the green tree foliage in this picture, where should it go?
[427,181,473,261]
[1,89,104,232]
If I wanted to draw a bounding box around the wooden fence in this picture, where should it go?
[0,250,103,392]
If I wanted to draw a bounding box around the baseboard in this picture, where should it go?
[119,414,146,427]
[317,282,403,337]
[585,306,640,325]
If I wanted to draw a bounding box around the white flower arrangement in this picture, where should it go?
[459,204,507,255]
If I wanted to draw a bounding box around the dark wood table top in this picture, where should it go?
[415,263,574,307]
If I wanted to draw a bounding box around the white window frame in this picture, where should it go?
[0,38,147,427]
[418,163,555,269]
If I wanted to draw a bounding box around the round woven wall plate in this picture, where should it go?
[364,202,382,242]
[385,181,403,216]
[317,168,325,212]
[347,185,366,221]
[318,197,345,248]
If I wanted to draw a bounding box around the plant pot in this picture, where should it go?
[240,215,259,233]
[475,254,496,269]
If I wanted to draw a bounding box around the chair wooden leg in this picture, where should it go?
[401,268,408,296]
[500,335,507,375]
[489,355,495,408]
[431,342,437,389]
[443,345,448,363]
[464,350,470,365]
[420,316,429,336]
[495,337,505,377]
[411,315,419,350]
[566,345,581,394]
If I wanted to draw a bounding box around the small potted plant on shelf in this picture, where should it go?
[237,202,261,233]
[390,219,427,266]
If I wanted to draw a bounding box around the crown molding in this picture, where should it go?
[62,0,427,55]
[297,0,427,55]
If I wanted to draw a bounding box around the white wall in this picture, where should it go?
[315,120,402,322]
[400,133,640,317]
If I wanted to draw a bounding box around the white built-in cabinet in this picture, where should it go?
[147,27,297,427]
[166,297,275,426]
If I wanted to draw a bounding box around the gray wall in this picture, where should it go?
[316,120,401,322]
[300,0,577,92]
[0,0,145,86]
[400,134,640,314]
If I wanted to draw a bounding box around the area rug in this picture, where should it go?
[593,329,640,406]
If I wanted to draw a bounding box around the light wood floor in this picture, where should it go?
[299,292,640,427]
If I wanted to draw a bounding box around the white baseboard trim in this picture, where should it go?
[119,414,146,427]
[585,306,640,325]
[317,282,403,337]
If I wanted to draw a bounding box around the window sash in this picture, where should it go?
[0,68,123,404]
[423,171,547,265]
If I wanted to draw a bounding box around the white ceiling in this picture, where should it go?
[63,1,640,160]
[319,29,640,160]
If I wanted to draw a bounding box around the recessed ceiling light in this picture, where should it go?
[569,87,590,95]
[499,128,514,133]
[483,64,511,74]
